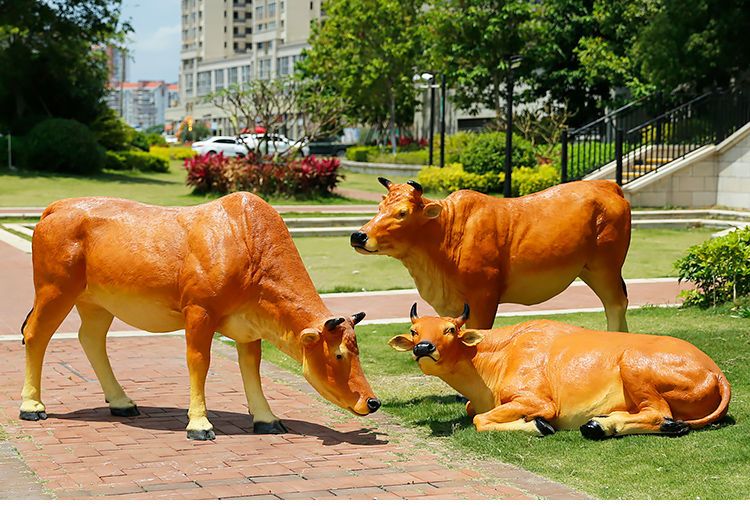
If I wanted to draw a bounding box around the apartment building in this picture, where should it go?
[107,81,172,130]
[167,0,322,137]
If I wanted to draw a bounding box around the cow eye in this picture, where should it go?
[336,353,343,360]
[410,329,417,337]
[396,209,408,219]
[444,327,455,335]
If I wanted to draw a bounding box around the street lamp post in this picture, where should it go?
[439,74,446,168]
[503,55,522,198]
[414,72,446,167]
[428,76,436,166]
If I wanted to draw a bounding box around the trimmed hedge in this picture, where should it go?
[26,118,105,174]
[461,131,536,175]
[511,164,560,196]
[346,145,380,162]
[105,150,169,172]
[418,164,503,194]
[149,145,195,161]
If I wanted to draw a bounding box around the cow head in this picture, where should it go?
[350,178,443,257]
[388,303,483,376]
[300,312,381,416]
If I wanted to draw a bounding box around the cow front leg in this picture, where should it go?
[580,407,684,439]
[236,340,286,435]
[473,399,557,435]
[184,306,216,441]
[76,303,138,417]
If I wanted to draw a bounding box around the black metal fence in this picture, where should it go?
[562,87,750,185]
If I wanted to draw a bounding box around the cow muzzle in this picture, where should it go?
[413,341,437,361]
[350,231,378,253]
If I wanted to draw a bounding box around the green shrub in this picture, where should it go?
[460,131,536,175]
[26,118,105,174]
[417,163,503,194]
[104,150,128,171]
[91,108,134,152]
[512,164,560,196]
[0,135,30,168]
[676,227,750,307]
[345,145,379,162]
[370,149,429,165]
[149,145,194,160]
[443,131,476,163]
[119,150,169,173]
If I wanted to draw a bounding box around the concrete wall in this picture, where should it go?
[627,153,719,208]
[717,126,750,208]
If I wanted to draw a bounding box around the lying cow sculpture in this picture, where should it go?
[351,179,631,331]
[389,304,731,439]
[20,193,380,440]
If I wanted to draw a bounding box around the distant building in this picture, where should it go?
[107,81,176,131]
[167,0,323,138]
[105,46,130,87]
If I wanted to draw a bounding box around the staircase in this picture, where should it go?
[562,88,750,186]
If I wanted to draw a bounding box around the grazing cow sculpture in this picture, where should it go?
[351,179,631,331]
[389,304,731,438]
[20,193,380,440]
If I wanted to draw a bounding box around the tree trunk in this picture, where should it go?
[389,92,397,156]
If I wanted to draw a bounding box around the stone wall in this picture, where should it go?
[717,126,750,209]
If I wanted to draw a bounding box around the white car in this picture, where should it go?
[191,134,309,157]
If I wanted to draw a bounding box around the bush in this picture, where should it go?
[104,150,128,171]
[91,108,133,152]
[418,164,503,194]
[443,131,476,163]
[346,145,379,162]
[149,145,195,161]
[676,227,750,308]
[0,135,30,168]
[184,153,342,198]
[370,149,429,165]
[460,131,536,175]
[118,150,169,172]
[25,118,105,174]
[512,164,560,196]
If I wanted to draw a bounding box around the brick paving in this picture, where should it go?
[0,336,586,499]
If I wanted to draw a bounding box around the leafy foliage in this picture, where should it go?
[676,228,750,307]
[25,118,105,174]
[460,131,536,175]
[346,146,380,162]
[418,164,503,194]
[149,145,195,161]
[511,164,560,196]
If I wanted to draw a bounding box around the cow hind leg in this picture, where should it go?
[473,398,557,436]
[76,303,139,417]
[579,269,628,332]
[236,340,286,434]
[20,286,78,420]
[580,406,687,440]
[183,305,216,441]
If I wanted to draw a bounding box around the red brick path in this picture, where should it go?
[0,336,584,499]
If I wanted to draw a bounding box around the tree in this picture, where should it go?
[299,0,423,153]
[0,0,129,134]
[425,0,535,123]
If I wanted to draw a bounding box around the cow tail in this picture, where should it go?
[685,372,731,429]
[20,307,33,345]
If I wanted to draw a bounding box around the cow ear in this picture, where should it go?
[300,328,321,347]
[423,202,442,219]
[388,335,415,352]
[460,329,484,347]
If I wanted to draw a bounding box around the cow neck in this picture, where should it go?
[440,345,496,414]
[253,270,330,364]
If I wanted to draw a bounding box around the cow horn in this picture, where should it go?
[378,177,392,190]
[351,312,366,326]
[456,303,470,328]
[410,302,418,323]
[407,180,423,193]
[324,317,346,331]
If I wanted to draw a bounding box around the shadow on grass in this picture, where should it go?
[7,168,180,186]
[46,406,389,446]
[385,394,473,437]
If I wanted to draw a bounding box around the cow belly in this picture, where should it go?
[500,266,582,305]
[78,287,185,333]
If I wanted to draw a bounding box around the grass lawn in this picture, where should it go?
[255,305,750,499]
[0,163,367,208]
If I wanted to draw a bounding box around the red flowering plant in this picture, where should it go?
[184,152,231,194]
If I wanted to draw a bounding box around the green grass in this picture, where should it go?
[622,227,715,278]
[0,163,368,208]
[257,305,750,499]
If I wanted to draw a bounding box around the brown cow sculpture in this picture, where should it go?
[389,304,731,438]
[351,178,631,331]
[20,193,381,440]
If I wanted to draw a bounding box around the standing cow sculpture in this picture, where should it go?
[20,193,380,440]
[351,179,631,331]
[389,304,731,438]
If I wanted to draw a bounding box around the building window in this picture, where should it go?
[197,71,211,96]
[214,69,225,90]
[277,56,289,76]
[268,1,276,17]
[241,65,252,83]
[267,20,276,30]
[259,58,271,80]
[228,67,238,84]
[255,5,264,18]
[184,74,194,96]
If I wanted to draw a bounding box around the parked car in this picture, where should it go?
[191,136,249,157]
[163,134,179,145]
[192,134,310,157]
[240,133,310,156]
[306,138,355,157]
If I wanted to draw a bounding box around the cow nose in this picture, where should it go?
[350,231,368,247]
[413,342,436,357]
[366,398,381,413]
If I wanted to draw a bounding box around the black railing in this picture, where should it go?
[562,87,750,185]
[615,88,750,185]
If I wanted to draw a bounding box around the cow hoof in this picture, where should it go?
[254,420,287,434]
[110,406,140,417]
[455,395,469,403]
[660,418,690,437]
[19,410,47,421]
[580,420,607,440]
[187,429,216,441]
[534,417,556,436]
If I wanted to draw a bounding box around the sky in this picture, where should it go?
[120,0,181,83]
